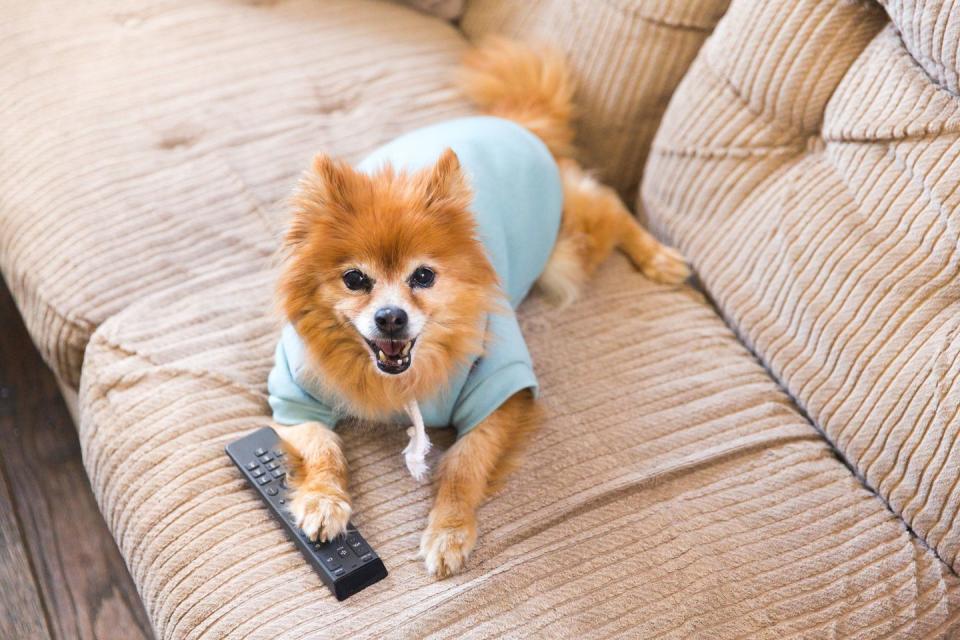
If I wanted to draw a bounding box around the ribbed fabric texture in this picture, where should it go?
[399,0,464,21]
[460,0,729,200]
[643,0,960,577]
[0,0,474,388]
[79,258,960,639]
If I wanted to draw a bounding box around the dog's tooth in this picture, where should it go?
[377,350,387,363]
[402,342,412,355]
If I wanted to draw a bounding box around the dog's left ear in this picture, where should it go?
[424,148,470,208]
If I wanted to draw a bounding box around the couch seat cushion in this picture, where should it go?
[79,259,960,639]
[0,0,472,388]
[643,0,960,573]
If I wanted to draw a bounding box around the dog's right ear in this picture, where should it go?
[286,154,357,249]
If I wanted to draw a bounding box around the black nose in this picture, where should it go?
[374,306,408,334]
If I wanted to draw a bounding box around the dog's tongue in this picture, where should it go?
[375,339,404,357]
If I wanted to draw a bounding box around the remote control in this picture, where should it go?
[225,426,387,601]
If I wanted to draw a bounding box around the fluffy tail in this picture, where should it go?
[460,37,576,159]
[461,39,689,306]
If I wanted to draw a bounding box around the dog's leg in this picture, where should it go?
[273,421,351,542]
[420,391,540,578]
[538,159,689,305]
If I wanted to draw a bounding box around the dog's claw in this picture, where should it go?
[419,516,477,578]
[641,246,690,284]
[288,485,351,542]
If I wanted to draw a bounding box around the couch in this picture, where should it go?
[3,0,960,637]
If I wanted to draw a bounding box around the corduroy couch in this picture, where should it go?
[3,0,960,637]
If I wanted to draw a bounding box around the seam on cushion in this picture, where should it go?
[0,260,95,388]
[824,128,960,146]
[689,274,960,579]
[698,55,810,142]
[600,0,721,33]
[649,143,806,160]
[880,4,960,99]
[81,330,267,406]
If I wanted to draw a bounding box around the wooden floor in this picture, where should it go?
[0,279,154,640]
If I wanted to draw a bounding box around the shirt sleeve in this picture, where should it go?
[268,324,339,428]
[450,310,538,438]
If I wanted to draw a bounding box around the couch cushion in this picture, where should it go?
[79,258,960,639]
[0,0,473,388]
[460,0,730,199]
[643,0,960,573]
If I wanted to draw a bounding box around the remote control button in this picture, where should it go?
[254,447,267,456]
[271,470,284,479]
[266,461,279,471]
[336,546,349,558]
[266,487,278,496]
[360,553,373,563]
[245,461,258,470]
[279,498,285,504]
[334,567,345,577]
[320,554,341,571]
[346,535,370,556]
[258,454,274,463]
[272,449,285,458]
[251,468,265,477]
[257,476,272,485]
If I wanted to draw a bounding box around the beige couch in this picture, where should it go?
[3,0,960,637]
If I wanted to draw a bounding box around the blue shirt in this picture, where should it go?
[268,116,563,436]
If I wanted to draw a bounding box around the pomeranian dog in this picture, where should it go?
[269,38,689,578]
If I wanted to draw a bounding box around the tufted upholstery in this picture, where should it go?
[79,259,960,639]
[461,0,730,199]
[0,0,473,388]
[6,0,960,636]
[0,0,726,392]
[644,0,960,573]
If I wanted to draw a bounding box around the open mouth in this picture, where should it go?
[364,337,415,374]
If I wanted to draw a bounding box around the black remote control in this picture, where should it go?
[225,426,387,601]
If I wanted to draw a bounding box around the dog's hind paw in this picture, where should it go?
[640,245,690,285]
[419,515,477,579]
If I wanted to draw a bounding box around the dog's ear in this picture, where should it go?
[310,153,358,211]
[424,148,470,208]
[286,153,358,249]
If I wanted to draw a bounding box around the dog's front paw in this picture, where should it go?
[640,245,690,285]
[288,482,351,542]
[419,513,477,578]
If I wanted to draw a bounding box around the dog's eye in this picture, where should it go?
[342,269,371,292]
[410,266,436,288]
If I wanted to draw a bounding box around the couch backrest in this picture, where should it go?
[643,0,960,571]
[461,0,730,199]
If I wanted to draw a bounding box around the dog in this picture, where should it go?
[268,38,689,578]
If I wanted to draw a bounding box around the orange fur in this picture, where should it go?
[420,391,540,577]
[461,38,690,306]
[277,38,689,575]
[279,151,498,422]
[274,421,351,541]
[460,37,576,158]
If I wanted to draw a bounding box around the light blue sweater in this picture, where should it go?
[268,116,563,437]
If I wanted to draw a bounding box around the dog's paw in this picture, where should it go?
[287,483,351,542]
[640,245,690,285]
[419,514,477,578]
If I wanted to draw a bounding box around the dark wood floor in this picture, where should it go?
[0,278,154,640]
